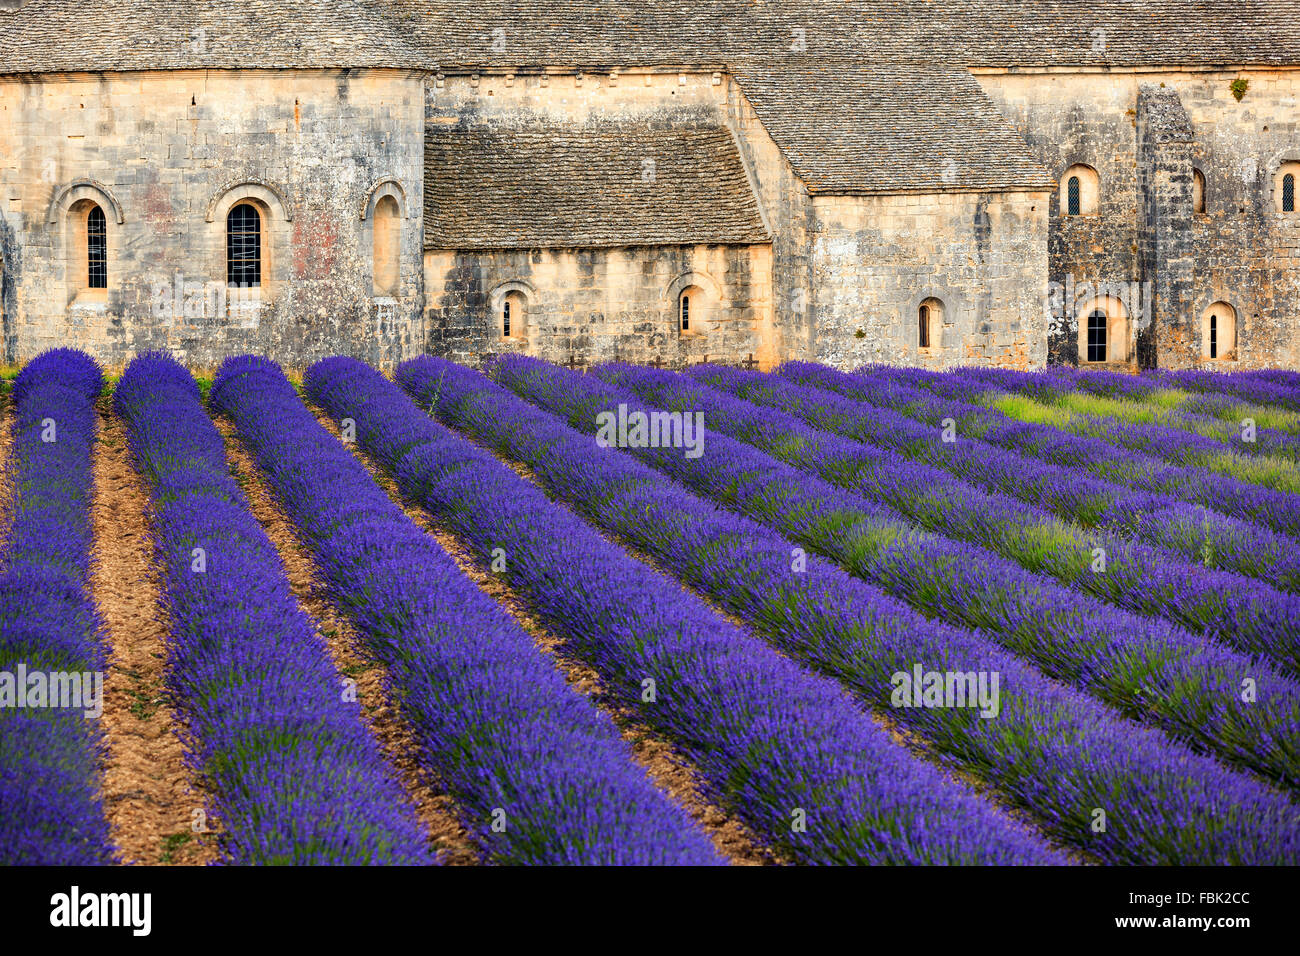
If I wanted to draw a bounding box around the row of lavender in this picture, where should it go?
[115,353,434,864]
[685,364,1300,676]
[585,362,1300,788]
[0,350,115,864]
[790,364,1300,540]
[212,357,724,865]
[400,355,1299,864]
[943,365,1300,467]
[702,364,1300,596]
[304,356,1057,864]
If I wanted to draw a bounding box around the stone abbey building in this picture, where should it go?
[1,1,1298,370]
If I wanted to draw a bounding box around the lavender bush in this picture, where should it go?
[309,355,1061,865]
[0,349,115,864]
[403,355,1300,865]
[786,362,1300,540]
[696,365,1300,594]
[115,353,433,865]
[591,361,1300,790]
[215,356,723,865]
[690,364,1300,676]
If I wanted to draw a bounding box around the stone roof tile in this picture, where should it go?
[733,61,1057,194]
[424,111,770,249]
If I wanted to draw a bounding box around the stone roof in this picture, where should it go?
[0,0,429,72]
[733,62,1056,194]
[423,111,771,249]
[2,2,1299,73]
[375,1,1300,69]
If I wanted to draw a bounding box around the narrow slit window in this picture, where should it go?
[1285,173,1296,213]
[503,299,511,338]
[680,293,690,332]
[919,304,930,348]
[1209,313,1218,359]
[1067,176,1081,216]
[1087,309,1107,362]
[227,203,262,287]
[86,205,107,289]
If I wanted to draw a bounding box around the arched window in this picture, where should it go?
[227,203,262,287]
[86,205,107,289]
[669,278,709,336]
[67,199,109,299]
[1201,302,1237,360]
[1086,310,1107,363]
[1078,295,1130,364]
[372,194,400,297]
[1192,168,1206,215]
[502,290,527,340]
[1275,162,1300,214]
[1060,164,1099,216]
[917,297,943,350]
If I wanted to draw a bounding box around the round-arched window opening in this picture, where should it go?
[918,297,944,350]
[1274,162,1300,214]
[372,194,401,297]
[502,290,527,340]
[1201,302,1237,361]
[1077,294,1129,365]
[1060,164,1100,217]
[678,286,704,335]
[1192,168,1206,215]
[227,203,263,288]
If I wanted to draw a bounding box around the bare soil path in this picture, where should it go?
[91,399,220,865]
[213,414,478,865]
[308,398,776,866]
[0,387,14,557]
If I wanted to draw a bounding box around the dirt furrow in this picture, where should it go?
[308,399,776,866]
[397,387,1090,863]
[212,414,477,865]
[0,387,14,557]
[91,399,220,865]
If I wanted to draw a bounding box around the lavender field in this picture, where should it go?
[2,349,1299,865]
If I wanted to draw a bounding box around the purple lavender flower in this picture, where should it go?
[216,356,723,865]
[306,356,1065,865]
[1,349,115,865]
[428,354,1299,864]
[116,352,434,865]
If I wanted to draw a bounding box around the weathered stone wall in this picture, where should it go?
[1137,86,1196,369]
[975,67,1300,369]
[422,70,776,368]
[423,243,772,367]
[0,68,426,367]
[725,82,816,364]
[808,190,1050,369]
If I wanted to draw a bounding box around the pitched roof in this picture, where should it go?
[423,111,771,249]
[733,62,1056,194]
[0,0,428,73]
[373,1,1300,69]
[3,1,1299,74]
